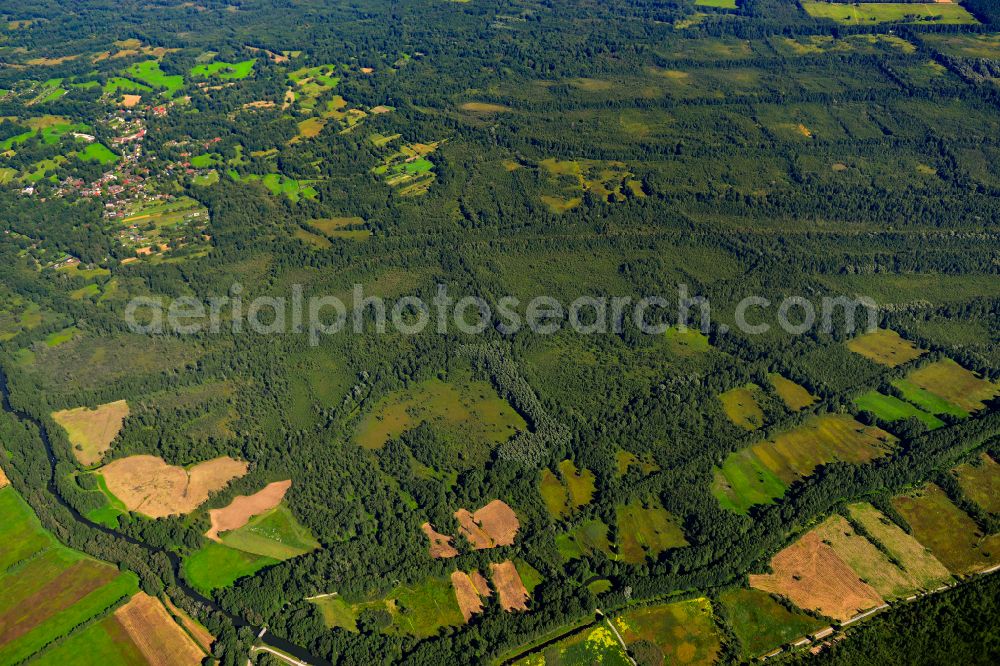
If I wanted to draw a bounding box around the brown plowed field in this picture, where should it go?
[490,560,529,612]
[114,592,206,666]
[450,571,485,622]
[421,522,458,559]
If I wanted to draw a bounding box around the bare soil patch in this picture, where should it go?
[121,94,142,108]
[115,592,207,666]
[0,466,8,488]
[455,508,493,548]
[450,571,485,622]
[749,531,884,621]
[454,499,520,549]
[52,399,129,466]
[100,455,248,518]
[206,479,291,541]
[471,571,492,597]
[421,522,458,559]
[490,561,529,612]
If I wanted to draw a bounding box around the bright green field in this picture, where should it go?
[233,173,319,202]
[182,541,278,594]
[891,378,968,418]
[712,448,787,513]
[719,588,825,659]
[801,2,978,25]
[854,390,945,430]
[190,153,220,168]
[219,504,320,560]
[696,0,737,7]
[0,485,55,570]
[77,142,118,165]
[190,58,256,79]
[103,77,151,94]
[30,613,146,666]
[313,576,464,637]
[125,60,184,96]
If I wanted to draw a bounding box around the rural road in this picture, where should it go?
[596,609,637,666]
[250,645,311,666]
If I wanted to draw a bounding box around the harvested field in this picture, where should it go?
[421,522,458,558]
[0,465,7,487]
[892,483,1000,574]
[812,514,923,599]
[52,399,129,466]
[121,94,142,107]
[471,571,491,597]
[450,571,485,622]
[460,102,512,113]
[455,509,493,548]
[902,358,998,415]
[845,503,951,588]
[114,592,207,666]
[163,596,214,653]
[719,384,765,430]
[454,499,520,549]
[99,455,248,518]
[769,374,817,411]
[206,479,291,541]
[846,328,925,367]
[491,561,529,612]
[749,530,884,621]
[953,453,1000,514]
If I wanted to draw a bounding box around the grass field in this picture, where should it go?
[616,497,688,564]
[77,142,118,165]
[540,460,596,518]
[556,519,612,561]
[801,2,978,25]
[0,487,139,665]
[846,328,925,367]
[182,541,278,594]
[893,483,1000,574]
[845,503,951,589]
[219,503,320,560]
[768,374,816,411]
[922,33,1000,59]
[695,0,737,7]
[714,414,894,512]
[190,58,255,79]
[524,624,631,665]
[854,390,944,430]
[125,60,184,96]
[103,77,151,94]
[233,172,318,202]
[952,454,1000,514]
[31,613,147,666]
[896,359,998,416]
[354,372,526,466]
[719,588,825,659]
[719,384,765,430]
[313,576,464,637]
[51,400,130,467]
[615,597,721,666]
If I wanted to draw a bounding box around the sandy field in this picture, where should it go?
[52,399,129,466]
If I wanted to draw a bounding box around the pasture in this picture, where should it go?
[712,448,787,513]
[854,391,944,430]
[952,454,1000,514]
[219,503,320,560]
[615,597,722,666]
[556,519,612,561]
[233,172,318,202]
[846,328,925,367]
[182,541,278,594]
[99,455,248,518]
[525,624,630,665]
[845,503,951,588]
[768,373,816,411]
[315,577,466,637]
[749,530,884,621]
[719,588,825,659]
[922,33,1000,59]
[354,373,526,465]
[897,358,998,416]
[51,399,130,466]
[125,60,184,96]
[892,483,1000,574]
[190,58,255,79]
[616,497,688,564]
[800,2,978,25]
[207,479,291,540]
[77,142,118,165]
[539,460,596,518]
[719,384,765,430]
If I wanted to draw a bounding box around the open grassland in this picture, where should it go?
[537,158,642,213]
[714,414,894,512]
[182,541,278,594]
[719,588,825,659]
[854,391,944,430]
[719,384,765,430]
[219,503,320,560]
[616,497,688,564]
[540,460,596,518]
[99,455,248,518]
[31,613,147,666]
[51,400,129,466]
[190,58,255,79]
[952,454,1000,514]
[207,479,291,540]
[846,329,925,367]
[712,448,787,513]
[310,216,365,235]
[125,60,184,96]
[77,142,118,165]
[801,2,978,25]
[812,514,924,599]
[522,624,630,665]
[231,172,318,202]
[897,359,998,416]
[768,374,816,411]
[0,488,139,665]
[750,530,884,621]
[922,33,1000,59]
[354,373,526,465]
[615,597,722,666]
[540,469,570,518]
[845,503,951,588]
[556,519,612,561]
[893,484,1000,574]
